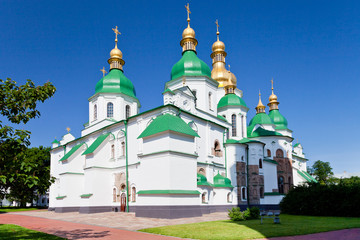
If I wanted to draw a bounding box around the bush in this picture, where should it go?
[242,208,250,220]
[280,182,360,217]
[249,207,260,219]
[228,207,246,221]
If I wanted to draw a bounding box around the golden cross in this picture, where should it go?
[259,90,261,97]
[66,127,71,133]
[228,64,231,72]
[215,19,220,40]
[271,78,274,90]
[112,26,121,41]
[100,67,107,77]
[185,3,191,24]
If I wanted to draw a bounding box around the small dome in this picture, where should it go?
[269,92,278,102]
[268,109,288,129]
[213,173,233,188]
[170,50,211,80]
[182,26,195,39]
[228,71,237,86]
[217,93,247,109]
[110,47,122,59]
[248,112,274,127]
[212,40,225,52]
[211,67,229,82]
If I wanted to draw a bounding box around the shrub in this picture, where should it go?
[242,208,250,220]
[228,207,245,221]
[249,207,260,219]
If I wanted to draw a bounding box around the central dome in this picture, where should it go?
[217,93,247,109]
[95,69,137,99]
[170,51,211,80]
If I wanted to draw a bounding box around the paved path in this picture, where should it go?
[0,213,183,240]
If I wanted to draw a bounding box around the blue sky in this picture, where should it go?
[1,0,359,176]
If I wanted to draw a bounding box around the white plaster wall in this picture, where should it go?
[260,195,284,205]
[263,162,278,193]
[137,194,199,205]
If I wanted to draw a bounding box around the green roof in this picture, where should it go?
[59,143,85,162]
[197,173,212,186]
[302,171,318,183]
[225,138,264,144]
[248,127,283,138]
[248,112,274,128]
[217,93,247,109]
[217,115,227,122]
[95,69,138,100]
[82,133,111,155]
[137,190,201,195]
[268,109,288,130]
[293,143,300,148]
[138,114,200,139]
[297,169,312,183]
[51,139,60,144]
[263,158,278,165]
[162,88,175,95]
[170,50,212,80]
[213,173,233,188]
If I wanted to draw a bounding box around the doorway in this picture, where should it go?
[120,193,126,212]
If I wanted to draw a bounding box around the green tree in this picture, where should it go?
[311,160,334,185]
[0,78,56,205]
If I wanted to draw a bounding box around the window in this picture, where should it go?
[192,90,197,107]
[113,188,117,202]
[267,149,271,157]
[242,187,246,200]
[213,140,222,157]
[125,105,130,119]
[231,114,236,137]
[276,149,284,158]
[260,187,264,198]
[259,159,262,169]
[278,176,284,194]
[288,176,292,189]
[241,156,244,161]
[241,115,244,138]
[120,184,126,191]
[227,192,232,203]
[209,92,212,110]
[198,168,205,175]
[121,142,125,157]
[107,102,114,118]
[202,192,206,203]
[94,104,97,120]
[111,144,115,159]
[131,187,136,202]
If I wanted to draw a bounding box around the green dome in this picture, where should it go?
[217,93,247,109]
[170,50,212,80]
[268,109,288,129]
[197,174,212,186]
[95,69,137,99]
[247,113,274,136]
[213,173,233,188]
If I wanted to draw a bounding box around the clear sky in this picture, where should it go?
[1,0,359,176]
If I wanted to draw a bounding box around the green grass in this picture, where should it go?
[0,207,46,213]
[139,214,360,240]
[0,224,65,240]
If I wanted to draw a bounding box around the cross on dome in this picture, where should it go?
[112,26,121,48]
[215,19,220,40]
[100,67,107,77]
[185,3,191,26]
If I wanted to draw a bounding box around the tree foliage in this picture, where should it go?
[310,160,334,185]
[0,78,56,204]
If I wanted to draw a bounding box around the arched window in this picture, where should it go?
[231,114,236,137]
[241,156,244,161]
[213,140,222,157]
[125,105,130,119]
[227,192,232,203]
[94,104,97,120]
[259,159,263,169]
[278,176,284,194]
[242,187,246,200]
[208,92,212,110]
[192,90,197,107]
[201,192,206,203]
[260,187,264,198]
[107,102,113,118]
[120,184,126,191]
[121,142,125,156]
[267,149,271,157]
[113,188,117,202]
[131,187,136,202]
[111,144,115,159]
[276,149,284,158]
[198,168,205,176]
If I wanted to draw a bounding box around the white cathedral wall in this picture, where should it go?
[58,174,84,207]
[82,168,112,207]
[261,195,284,205]
[248,142,264,166]
[212,188,233,205]
[263,161,278,193]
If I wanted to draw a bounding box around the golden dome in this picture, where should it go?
[211,67,229,82]
[182,26,195,39]
[269,92,278,102]
[228,71,237,86]
[110,47,122,59]
[212,40,225,52]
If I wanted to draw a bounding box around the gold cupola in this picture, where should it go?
[256,91,266,114]
[180,3,198,53]
[211,20,229,88]
[108,26,125,71]
[268,78,279,110]
[224,66,237,94]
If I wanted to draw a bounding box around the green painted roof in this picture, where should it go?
[217,115,227,122]
[197,173,212,186]
[95,69,138,100]
[263,158,278,165]
[162,88,175,95]
[59,143,85,162]
[52,139,60,144]
[138,114,200,139]
[249,113,274,128]
[170,50,211,80]
[217,93,247,109]
[302,171,318,183]
[297,169,312,183]
[293,143,300,148]
[248,127,283,138]
[82,133,110,155]
[137,190,201,195]
[225,138,263,144]
[213,173,233,188]
[268,109,288,130]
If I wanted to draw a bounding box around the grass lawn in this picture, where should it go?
[0,224,65,240]
[0,207,46,213]
[139,214,360,240]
